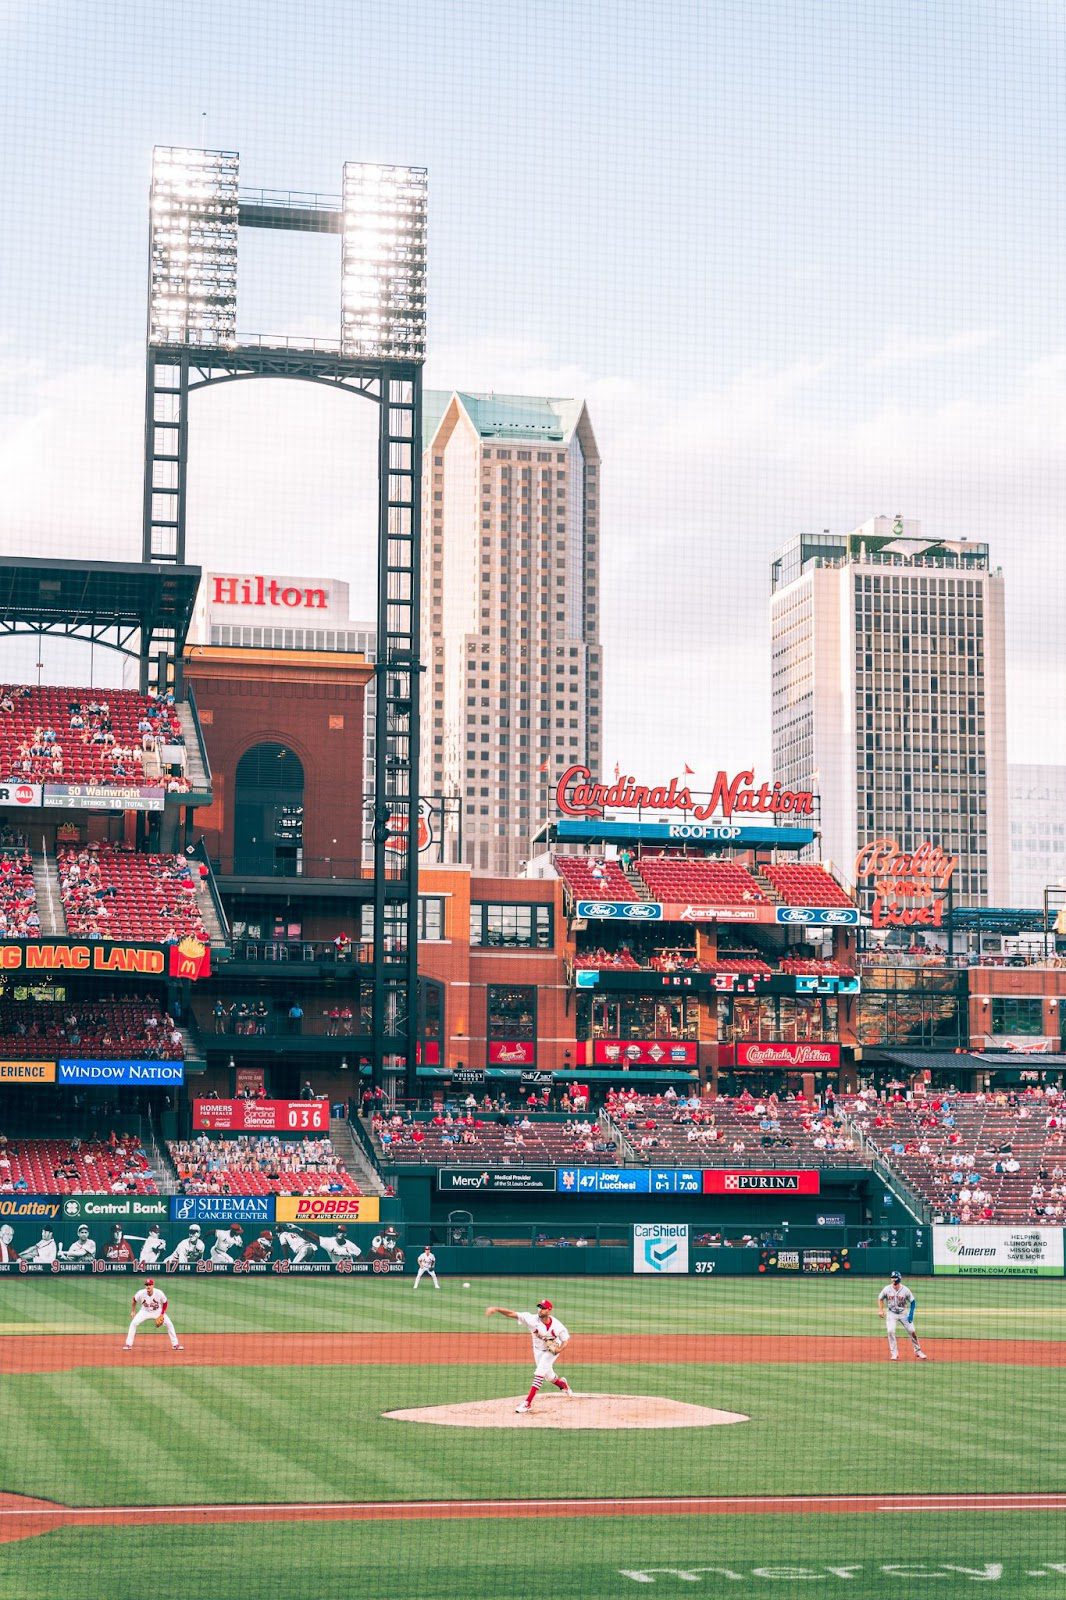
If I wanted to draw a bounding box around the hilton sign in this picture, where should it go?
[211,575,329,610]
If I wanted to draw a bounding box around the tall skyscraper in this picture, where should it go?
[1008,764,1066,909]
[421,391,602,875]
[770,515,1008,907]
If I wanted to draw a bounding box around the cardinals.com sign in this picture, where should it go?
[633,1223,689,1275]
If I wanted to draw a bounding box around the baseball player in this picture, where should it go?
[413,1246,439,1290]
[209,1224,244,1264]
[277,1225,319,1263]
[59,1224,97,1261]
[486,1297,574,1412]
[19,1228,58,1264]
[0,1225,15,1264]
[104,1225,135,1264]
[165,1224,205,1266]
[318,1225,362,1263]
[241,1229,274,1264]
[136,1225,168,1266]
[123,1278,183,1351]
[878,1270,928,1361]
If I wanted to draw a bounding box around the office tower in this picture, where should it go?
[770,515,1008,907]
[422,392,601,875]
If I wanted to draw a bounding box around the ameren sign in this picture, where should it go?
[556,766,815,821]
[853,837,957,929]
[933,1224,1064,1277]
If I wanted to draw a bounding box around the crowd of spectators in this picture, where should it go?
[0,1131,156,1194]
[168,1134,359,1195]
[0,997,183,1060]
[58,844,208,942]
[0,686,188,791]
[0,847,39,936]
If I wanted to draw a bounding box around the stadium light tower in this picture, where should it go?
[142,145,427,1096]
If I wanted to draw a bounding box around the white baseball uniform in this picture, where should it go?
[138,1232,168,1265]
[19,1233,58,1263]
[878,1281,925,1359]
[278,1227,318,1263]
[319,1232,362,1263]
[413,1249,439,1289]
[516,1310,570,1378]
[165,1232,205,1266]
[60,1233,97,1260]
[125,1285,181,1348]
[209,1228,243,1263]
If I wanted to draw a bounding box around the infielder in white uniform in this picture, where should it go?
[59,1224,97,1261]
[123,1279,182,1350]
[165,1224,205,1266]
[413,1246,439,1290]
[486,1297,574,1411]
[878,1271,928,1361]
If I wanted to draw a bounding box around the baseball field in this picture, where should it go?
[0,1274,1062,1600]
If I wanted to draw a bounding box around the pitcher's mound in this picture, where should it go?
[383,1394,749,1429]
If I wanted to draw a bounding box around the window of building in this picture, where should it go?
[990,997,1043,1036]
[469,902,554,948]
[487,984,536,1040]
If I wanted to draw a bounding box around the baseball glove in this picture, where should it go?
[542,1337,562,1355]
[155,1316,165,1328]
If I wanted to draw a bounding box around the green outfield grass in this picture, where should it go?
[0,1277,1062,1600]
[1,1514,1065,1600]
[2,1272,1065,1339]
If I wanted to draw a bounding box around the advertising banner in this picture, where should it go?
[633,1222,690,1274]
[436,1168,558,1192]
[488,1041,535,1066]
[577,970,858,996]
[558,1167,702,1195]
[519,1070,553,1090]
[0,783,43,808]
[557,818,817,850]
[57,1060,185,1086]
[702,1170,821,1195]
[169,1196,275,1226]
[774,906,859,926]
[43,782,165,813]
[0,1208,403,1273]
[192,1099,329,1133]
[932,1225,1064,1277]
[0,938,210,982]
[758,1246,851,1273]
[575,901,664,921]
[274,1196,380,1223]
[721,1042,840,1069]
[450,1066,485,1088]
[593,1040,698,1067]
[59,1196,169,1222]
[0,1061,56,1083]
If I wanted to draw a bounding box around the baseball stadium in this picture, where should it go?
[2,17,1066,1600]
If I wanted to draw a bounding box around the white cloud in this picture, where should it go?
[868,327,997,370]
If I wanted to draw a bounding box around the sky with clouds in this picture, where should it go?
[0,0,1064,779]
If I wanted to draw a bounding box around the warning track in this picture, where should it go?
[1,1491,1065,1544]
[1,1331,1063,1373]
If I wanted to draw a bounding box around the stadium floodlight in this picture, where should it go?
[341,162,427,362]
[149,146,239,348]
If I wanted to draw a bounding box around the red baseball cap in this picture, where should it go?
[537,1299,553,1311]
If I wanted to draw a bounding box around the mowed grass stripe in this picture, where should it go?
[2,1362,1060,1506]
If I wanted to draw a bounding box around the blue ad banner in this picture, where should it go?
[556,819,816,849]
[57,1060,185,1086]
[575,900,664,921]
[774,906,859,927]
[557,1168,704,1195]
[169,1196,275,1225]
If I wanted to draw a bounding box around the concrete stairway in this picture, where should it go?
[195,880,228,948]
[331,1116,386,1196]
[31,848,67,935]
[175,701,211,795]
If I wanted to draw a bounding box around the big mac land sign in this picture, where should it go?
[853,838,958,930]
[556,766,815,821]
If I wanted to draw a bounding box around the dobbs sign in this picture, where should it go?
[274,1196,381,1223]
